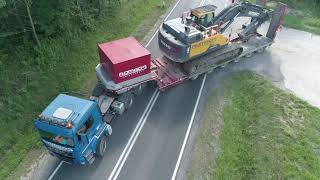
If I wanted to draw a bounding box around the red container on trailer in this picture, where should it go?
[98,37,151,84]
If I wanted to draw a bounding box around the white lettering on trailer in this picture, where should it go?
[118,65,147,78]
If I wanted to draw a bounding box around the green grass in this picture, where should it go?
[187,72,320,180]
[247,0,320,34]
[0,0,172,179]
[283,15,320,34]
[267,0,320,34]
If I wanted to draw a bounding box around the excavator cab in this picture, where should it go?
[191,5,217,28]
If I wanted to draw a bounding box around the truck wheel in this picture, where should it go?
[97,136,107,157]
[134,84,145,96]
[127,96,133,109]
[103,115,112,124]
[92,82,105,97]
[118,93,134,110]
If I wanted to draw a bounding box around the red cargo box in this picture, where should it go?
[98,37,151,84]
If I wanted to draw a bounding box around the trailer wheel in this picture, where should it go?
[97,135,107,157]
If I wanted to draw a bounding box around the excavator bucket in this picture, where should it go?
[266,2,287,40]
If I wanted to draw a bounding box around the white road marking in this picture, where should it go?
[48,0,182,178]
[145,0,183,47]
[49,0,205,179]
[172,0,211,179]
[111,0,207,179]
[48,161,64,180]
[169,5,208,179]
[110,91,160,180]
[107,90,159,180]
[171,73,207,180]
[108,0,184,179]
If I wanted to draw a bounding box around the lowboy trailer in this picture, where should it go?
[34,1,286,165]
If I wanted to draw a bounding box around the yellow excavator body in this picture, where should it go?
[189,33,229,58]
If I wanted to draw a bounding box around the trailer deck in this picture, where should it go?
[151,34,274,92]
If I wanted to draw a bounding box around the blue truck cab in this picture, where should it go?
[34,94,112,165]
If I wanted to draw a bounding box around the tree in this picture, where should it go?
[23,0,41,47]
[0,0,6,8]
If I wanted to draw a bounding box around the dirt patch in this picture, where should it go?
[8,148,59,180]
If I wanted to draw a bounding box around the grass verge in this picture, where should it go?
[268,0,320,34]
[0,0,173,179]
[187,72,320,179]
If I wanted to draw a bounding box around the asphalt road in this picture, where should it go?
[48,0,320,179]
[50,0,214,179]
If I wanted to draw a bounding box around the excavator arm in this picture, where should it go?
[210,1,271,40]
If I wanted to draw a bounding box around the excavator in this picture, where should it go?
[158,1,281,75]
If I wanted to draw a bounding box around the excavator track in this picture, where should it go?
[182,43,243,76]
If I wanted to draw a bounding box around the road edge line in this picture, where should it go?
[48,161,64,180]
[171,73,207,180]
[145,0,183,47]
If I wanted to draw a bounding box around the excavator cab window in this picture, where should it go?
[191,12,214,28]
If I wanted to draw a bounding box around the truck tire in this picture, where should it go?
[97,135,107,157]
[92,81,105,97]
[118,93,134,110]
[133,84,145,96]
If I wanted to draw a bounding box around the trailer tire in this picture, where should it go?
[97,135,107,157]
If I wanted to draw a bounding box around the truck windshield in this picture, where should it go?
[39,130,74,147]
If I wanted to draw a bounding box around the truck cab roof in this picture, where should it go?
[37,94,96,131]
